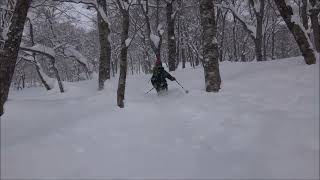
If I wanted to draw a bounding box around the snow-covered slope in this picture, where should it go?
[1,57,319,179]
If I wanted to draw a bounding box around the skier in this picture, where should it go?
[151,55,176,93]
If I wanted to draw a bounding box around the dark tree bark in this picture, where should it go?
[116,3,130,108]
[250,0,265,62]
[271,16,276,60]
[176,15,180,68]
[263,31,267,61]
[0,0,32,116]
[154,0,162,59]
[219,11,228,62]
[181,45,186,68]
[166,0,176,71]
[274,0,316,65]
[130,56,134,75]
[35,64,52,90]
[181,22,186,68]
[232,13,238,61]
[21,73,25,89]
[301,0,309,30]
[309,0,320,52]
[199,0,221,92]
[97,0,111,90]
[310,14,320,52]
[50,58,64,92]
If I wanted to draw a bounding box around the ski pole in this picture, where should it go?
[175,80,189,93]
[145,87,155,94]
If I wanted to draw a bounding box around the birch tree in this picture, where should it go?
[199,0,221,92]
[116,0,131,108]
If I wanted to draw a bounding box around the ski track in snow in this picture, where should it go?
[1,57,319,179]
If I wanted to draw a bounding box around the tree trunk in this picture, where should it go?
[255,10,264,61]
[176,15,180,68]
[117,10,130,108]
[232,18,238,61]
[97,0,111,90]
[49,58,64,93]
[263,33,267,61]
[130,56,134,75]
[167,1,176,71]
[35,64,52,90]
[21,73,25,89]
[195,50,200,66]
[220,11,228,62]
[138,57,141,74]
[310,14,320,52]
[274,0,316,65]
[155,0,162,60]
[271,16,276,60]
[309,0,320,52]
[0,0,32,116]
[199,0,221,92]
[301,0,309,30]
[182,47,186,69]
[247,0,265,62]
[271,26,276,59]
[188,45,195,68]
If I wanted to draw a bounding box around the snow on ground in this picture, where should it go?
[1,57,319,179]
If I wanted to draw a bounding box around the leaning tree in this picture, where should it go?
[0,0,32,116]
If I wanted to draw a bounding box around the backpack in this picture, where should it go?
[151,67,168,90]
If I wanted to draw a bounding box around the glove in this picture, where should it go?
[171,77,176,81]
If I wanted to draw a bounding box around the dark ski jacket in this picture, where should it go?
[151,66,175,91]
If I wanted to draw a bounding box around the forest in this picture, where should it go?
[1,0,319,113]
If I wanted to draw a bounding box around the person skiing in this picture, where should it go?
[151,55,176,93]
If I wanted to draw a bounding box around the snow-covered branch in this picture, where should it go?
[63,44,90,68]
[20,44,56,59]
[216,2,256,39]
